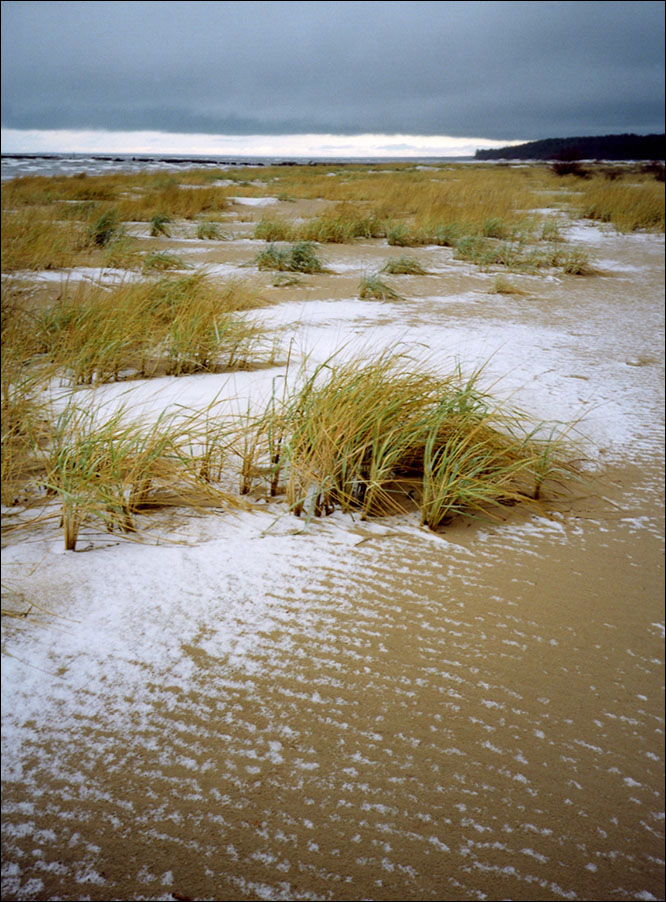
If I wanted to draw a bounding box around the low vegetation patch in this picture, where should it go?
[196,219,226,240]
[358,274,403,301]
[149,213,172,237]
[40,403,240,550]
[254,219,295,242]
[382,255,428,275]
[142,250,190,272]
[245,353,575,528]
[254,241,325,273]
[489,275,529,295]
[28,274,268,385]
[580,181,665,231]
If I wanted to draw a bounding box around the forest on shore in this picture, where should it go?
[475,132,665,161]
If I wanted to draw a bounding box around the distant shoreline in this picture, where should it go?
[0,152,475,180]
[475,132,665,161]
[3,152,662,184]
[1,152,475,165]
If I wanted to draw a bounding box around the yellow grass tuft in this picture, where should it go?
[248,352,576,528]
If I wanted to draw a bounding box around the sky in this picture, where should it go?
[1,0,664,157]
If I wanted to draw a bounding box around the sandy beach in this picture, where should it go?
[2,171,664,901]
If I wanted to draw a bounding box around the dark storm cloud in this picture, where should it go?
[1,0,664,139]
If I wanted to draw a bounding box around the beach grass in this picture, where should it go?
[382,255,428,275]
[196,219,226,240]
[141,250,190,272]
[254,241,325,273]
[41,403,241,549]
[1,208,86,272]
[31,273,268,384]
[249,352,575,527]
[580,180,665,231]
[149,213,172,237]
[2,160,616,544]
[358,274,403,301]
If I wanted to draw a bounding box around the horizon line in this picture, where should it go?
[0,128,525,158]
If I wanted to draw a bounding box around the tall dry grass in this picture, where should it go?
[34,274,269,385]
[41,402,241,549]
[1,208,86,272]
[1,291,54,507]
[246,352,575,528]
[579,179,665,231]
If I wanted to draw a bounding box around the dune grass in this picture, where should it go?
[254,219,296,242]
[1,292,54,507]
[149,213,172,237]
[2,162,599,548]
[382,255,428,275]
[41,403,242,549]
[580,180,665,231]
[488,275,529,295]
[31,274,268,384]
[246,353,574,528]
[358,274,403,301]
[88,208,124,246]
[196,219,226,240]
[142,250,190,272]
[254,241,325,273]
[1,208,86,272]
[4,163,656,281]
[2,171,230,227]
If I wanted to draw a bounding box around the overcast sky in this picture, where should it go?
[1,0,664,155]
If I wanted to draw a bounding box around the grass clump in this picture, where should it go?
[33,274,267,384]
[540,219,563,242]
[255,353,574,527]
[294,206,385,244]
[454,235,594,275]
[386,222,412,246]
[454,237,522,268]
[87,208,123,247]
[41,404,238,550]
[580,181,665,231]
[482,216,512,239]
[272,273,303,287]
[524,246,595,275]
[255,241,324,273]
[382,255,428,275]
[555,248,595,275]
[358,274,403,301]
[1,208,84,272]
[422,222,463,247]
[142,250,190,272]
[254,219,295,242]
[149,213,172,237]
[196,219,226,240]
[489,275,528,295]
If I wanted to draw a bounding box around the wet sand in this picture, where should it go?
[2,205,664,901]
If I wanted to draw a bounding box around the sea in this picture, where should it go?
[1,152,476,182]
